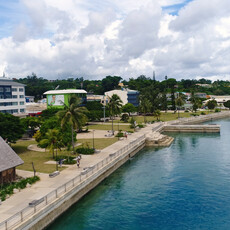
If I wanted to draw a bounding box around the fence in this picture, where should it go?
[0,135,146,230]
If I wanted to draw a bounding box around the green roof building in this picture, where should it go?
[43,89,87,109]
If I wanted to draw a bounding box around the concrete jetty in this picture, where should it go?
[0,111,230,230]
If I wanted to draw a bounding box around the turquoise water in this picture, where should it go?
[48,119,230,230]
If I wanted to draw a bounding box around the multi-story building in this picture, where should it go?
[0,78,26,114]
[105,89,139,107]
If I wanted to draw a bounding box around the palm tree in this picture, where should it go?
[39,129,60,159]
[139,97,151,123]
[57,95,88,153]
[175,94,185,118]
[107,94,123,134]
[153,109,161,121]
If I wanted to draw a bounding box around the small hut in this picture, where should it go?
[0,136,24,184]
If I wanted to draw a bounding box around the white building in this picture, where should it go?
[0,78,26,114]
[105,89,139,106]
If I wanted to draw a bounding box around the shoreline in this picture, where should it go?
[1,111,230,230]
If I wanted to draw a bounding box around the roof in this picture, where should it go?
[43,89,87,95]
[0,79,25,87]
[0,136,24,172]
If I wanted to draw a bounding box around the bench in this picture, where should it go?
[49,171,60,178]
[29,197,44,207]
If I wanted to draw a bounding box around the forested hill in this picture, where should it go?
[15,73,230,100]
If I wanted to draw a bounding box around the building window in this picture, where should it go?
[12,102,18,106]
[19,88,24,92]
[12,95,17,98]
[5,87,11,92]
[20,101,24,105]
[0,87,3,92]
[12,109,18,113]
[0,103,4,106]
[5,102,12,106]
[0,95,4,99]
[20,109,25,113]
[19,95,24,98]
[12,88,17,92]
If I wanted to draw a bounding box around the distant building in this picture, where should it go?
[25,96,35,103]
[105,89,139,107]
[0,136,24,184]
[43,89,87,109]
[0,77,26,114]
[87,95,108,105]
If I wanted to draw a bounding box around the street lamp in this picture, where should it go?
[92,130,95,150]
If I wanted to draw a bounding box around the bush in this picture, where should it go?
[120,113,129,123]
[0,176,40,201]
[201,111,206,115]
[184,110,189,113]
[138,124,145,128]
[76,147,95,155]
[215,108,221,113]
[115,131,124,137]
[54,155,76,164]
[191,113,199,116]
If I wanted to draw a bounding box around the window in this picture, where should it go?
[0,103,4,106]
[12,109,18,113]
[12,88,17,92]
[20,109,25,113]
[0,87,3,92]
[12,95,17,98]
[19,88,24,92]
[0,95,4,99]
[20,101,24,105]
[5,87,11,92]
[12,102,18,106]
[19,95,24,98]
[5,102,12,106]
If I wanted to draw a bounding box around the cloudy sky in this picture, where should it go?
[0,0,230,81]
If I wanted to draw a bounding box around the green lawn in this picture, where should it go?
[12,138,118,173]
[87,124,133,132]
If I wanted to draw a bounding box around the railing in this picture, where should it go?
[0,134,146,230]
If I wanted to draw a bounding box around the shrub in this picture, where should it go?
[115,131,124,137]
[215,108,221,113]
[138,124,144,128]
[120,113,129,123]
[201,111,206,115]
[184,110,189,113]
[54,155,76,164]
[191,113,199,116]
[76,147,95,155]
[0,176,40,201]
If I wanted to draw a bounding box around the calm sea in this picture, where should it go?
[48,118,230,230]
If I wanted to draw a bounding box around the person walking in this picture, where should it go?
[77,159,80,168]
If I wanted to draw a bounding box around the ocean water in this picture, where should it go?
[48,118,230,230]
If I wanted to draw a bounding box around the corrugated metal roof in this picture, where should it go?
[43,89,87,95]
[0,79,25,87]
[0,136,24,172]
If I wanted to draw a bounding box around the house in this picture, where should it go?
[0,77,26,114]
[0,136,24,184]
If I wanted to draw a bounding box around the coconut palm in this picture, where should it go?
[57,95,88,153]
[139,97,152,123]
[39,129,60,159]
[175,94,185,118]
[107,94,123,134]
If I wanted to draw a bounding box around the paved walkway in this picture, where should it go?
[0,124,156,223]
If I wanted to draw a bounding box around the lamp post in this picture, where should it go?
[92,130,95,150]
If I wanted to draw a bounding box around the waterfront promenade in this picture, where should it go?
[0,111,230,230]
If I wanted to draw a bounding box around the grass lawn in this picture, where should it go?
[131,111,214,123]
[87,124,133,132]
[12,138,118,173]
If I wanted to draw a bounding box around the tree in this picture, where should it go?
[224,100,230,109]
[21,116,41,137]
[0,113,25,143]
[122,103,136,115]
[57,95,88,153]
[107,94,123,134]
[153,109,161,121]
[39,129,61,159]
[101,76,122,93]
[139,97,151,123]
[206,100,217,110]
[175,95,185,118]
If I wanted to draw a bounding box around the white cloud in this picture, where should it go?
[0,0,230,81]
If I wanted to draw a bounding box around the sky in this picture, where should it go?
[0,0,230,81]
